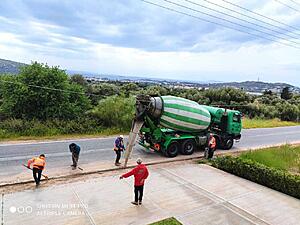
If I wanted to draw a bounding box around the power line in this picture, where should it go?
[141,0,300,49]
[197,0,300,38]
[287,0,300,7]
[162,0,300,46]
[183,0,300,41]
[159,0,300,47]
[0,79,100,97]
[221,0,300,33]
[274,0,300,12]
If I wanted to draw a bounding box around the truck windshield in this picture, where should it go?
[233,113,241,123]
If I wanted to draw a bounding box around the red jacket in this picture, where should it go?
[122,164,149,186]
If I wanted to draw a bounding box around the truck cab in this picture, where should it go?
[203,105,242,150]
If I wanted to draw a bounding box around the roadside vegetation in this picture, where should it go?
[1,62,300,140]
[149,217,182,225]
[211,145,300,199]
[239,145,300,174]
[242,118,300,129]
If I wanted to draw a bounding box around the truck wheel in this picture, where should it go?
[222,138,234,150]
[181,139,196,155]
[166,142,179,157]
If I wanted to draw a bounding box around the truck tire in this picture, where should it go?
[181,139,196,155]
[222,137,234,150]
[166,141,179,157]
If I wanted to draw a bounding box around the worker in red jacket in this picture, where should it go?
[120,158,149,205]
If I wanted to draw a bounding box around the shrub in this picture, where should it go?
[211,156,300,199]
[88,95,135,130]
[0,118,105,138]
[276,102,299,121]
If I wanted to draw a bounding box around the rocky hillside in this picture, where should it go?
[0,58,26,74]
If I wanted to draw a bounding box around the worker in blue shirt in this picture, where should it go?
[114,135,125,166]
[69,143,81,169]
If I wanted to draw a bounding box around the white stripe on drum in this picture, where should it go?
[163,99,210,116]
[164,107,211,123]
[161,115,209,130]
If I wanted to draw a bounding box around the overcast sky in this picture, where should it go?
[0,0,299,85]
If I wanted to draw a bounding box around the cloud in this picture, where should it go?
[0,0,299,85]
[2,0,284,52]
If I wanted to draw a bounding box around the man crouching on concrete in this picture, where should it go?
[120,158,149,205]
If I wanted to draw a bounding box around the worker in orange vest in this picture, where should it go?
[207,134,216,159]
[27,154,46,186]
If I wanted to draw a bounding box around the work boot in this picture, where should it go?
[131,201,138,205]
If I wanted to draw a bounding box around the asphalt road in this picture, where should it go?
[1,126,300,180]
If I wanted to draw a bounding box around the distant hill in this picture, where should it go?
[0,58,26,74]
[1,58,299,93]
[199,81,300,94]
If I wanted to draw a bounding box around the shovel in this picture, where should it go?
[22,164,49,179]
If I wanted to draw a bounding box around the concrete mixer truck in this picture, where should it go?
[134,95,242,157]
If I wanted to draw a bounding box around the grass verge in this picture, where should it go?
[149,217,182,225]
[0,127,129,142]
[239,145,300,174]
[242,118,300,129]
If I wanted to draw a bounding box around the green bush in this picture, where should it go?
[276,102,299,121]
[0,118,105,138]
[88,95,135,130]
[211,156,300,199]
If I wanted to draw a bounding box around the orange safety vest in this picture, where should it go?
[209,137,216,149]
[28,156,46,170]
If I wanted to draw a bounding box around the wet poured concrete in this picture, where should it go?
[2,163,300,225]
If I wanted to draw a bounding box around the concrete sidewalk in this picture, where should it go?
[2,162,300,225]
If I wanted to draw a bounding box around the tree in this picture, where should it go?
[263,89,273,95]
[88,96,135,129]
[0,62,90,120]
[92,83,119,97]
[281,87,293,100]
[70,74,87,87]
[276,102,299,121]
[121,83,139,97]
[204,87,250,105]
[143,85,168,96]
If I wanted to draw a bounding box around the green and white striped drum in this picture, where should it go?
[158,96,211,132]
